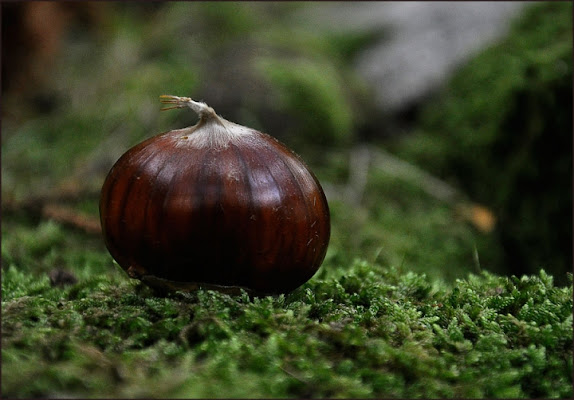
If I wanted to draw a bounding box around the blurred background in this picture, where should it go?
[2,2,572,284]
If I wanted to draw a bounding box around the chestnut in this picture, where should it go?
[99,95,330,294]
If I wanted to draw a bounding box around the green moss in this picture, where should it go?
[394,2,572,283]
[3,257,572,398]
[256,56,355,146]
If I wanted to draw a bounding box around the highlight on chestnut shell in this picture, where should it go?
[99,95,331,294]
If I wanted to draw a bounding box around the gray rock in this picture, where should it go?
[299,2,530,112]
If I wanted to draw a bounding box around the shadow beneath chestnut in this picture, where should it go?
[131,276,287,301]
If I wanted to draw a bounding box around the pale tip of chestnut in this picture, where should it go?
[159,95,216,120]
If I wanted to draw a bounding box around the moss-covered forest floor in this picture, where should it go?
[2,2,572,398]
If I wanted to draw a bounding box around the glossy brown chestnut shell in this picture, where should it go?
[99,96,330,294]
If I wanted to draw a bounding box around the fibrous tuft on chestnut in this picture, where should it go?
[99,95,330,294]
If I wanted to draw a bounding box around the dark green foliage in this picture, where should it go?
[256,57,355,146]
[2,257,572,398]
[394,2,573,283]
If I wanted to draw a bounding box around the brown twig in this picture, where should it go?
[42,203,101,234]
[2,193,102,235]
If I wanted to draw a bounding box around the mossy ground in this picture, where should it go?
[2,2,572,398]
[2,234,572,398]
